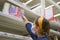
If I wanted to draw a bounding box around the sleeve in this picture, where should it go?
[25,22,37,39]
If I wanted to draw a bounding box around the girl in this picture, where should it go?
[22,16,51,40]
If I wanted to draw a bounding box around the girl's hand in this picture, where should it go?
[22,16,29,23]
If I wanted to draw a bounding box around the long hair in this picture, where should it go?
[35,16,50,36]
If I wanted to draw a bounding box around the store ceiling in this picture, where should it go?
[0,0,60,15]
[0,0,60,8]
[19,0,60,18]
[19,0,60,7]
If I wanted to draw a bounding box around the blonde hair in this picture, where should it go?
[38,17,43,33]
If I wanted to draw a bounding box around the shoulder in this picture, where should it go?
[25,22,33,27]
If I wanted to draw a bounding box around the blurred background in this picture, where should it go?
[0,0,60,40]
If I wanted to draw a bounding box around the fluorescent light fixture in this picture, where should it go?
[45,2,60,17]
[31,3,40,9]
[54,14,60,17]
[23,0,33,5]
[45,2,60,9]
[46,0,60,10]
